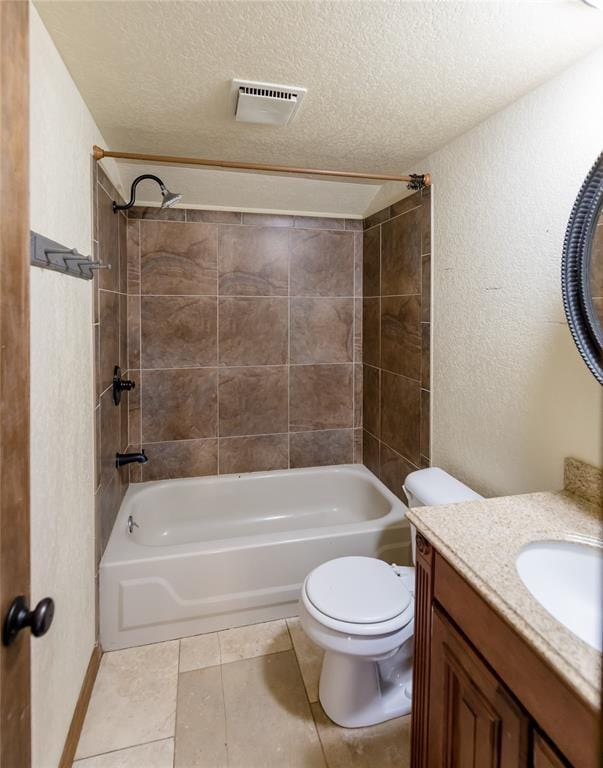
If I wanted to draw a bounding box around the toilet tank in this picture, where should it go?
[403,468,482,563]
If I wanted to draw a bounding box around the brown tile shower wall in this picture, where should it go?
[362,189,431,499]
[125,207,363,481]
[93,165,130,570]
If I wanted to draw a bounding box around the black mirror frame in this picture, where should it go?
[561,152,603,386]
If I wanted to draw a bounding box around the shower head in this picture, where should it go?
[113,174,182,213]
[160,187,182,209]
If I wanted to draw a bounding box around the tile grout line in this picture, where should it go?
[74,737,175,765]
[285,621,330,767]
[216,222,221,474]
[138,220,143,479]
[215,632,230,767]
[352,225,356,458]
[172,639,182,768]
[287,228,291,469]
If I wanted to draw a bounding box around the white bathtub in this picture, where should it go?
[100,464,410,651]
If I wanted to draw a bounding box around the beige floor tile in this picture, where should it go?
[73,738,174,768]
[218,619,291,664]
[179,632,220,672]
[175,666,228,768]
[221,650,326,768]
[75,641,179,760]
[311,702,411,768]
[287,617,324,703]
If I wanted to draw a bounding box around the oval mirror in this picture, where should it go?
[562,152,603,385]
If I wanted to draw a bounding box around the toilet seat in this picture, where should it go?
[302,557,414,636]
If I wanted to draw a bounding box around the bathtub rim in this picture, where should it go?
[101,464,409,567]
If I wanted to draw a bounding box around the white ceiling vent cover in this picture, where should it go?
[231,79,306,125]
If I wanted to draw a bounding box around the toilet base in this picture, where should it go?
[318,640,413,728]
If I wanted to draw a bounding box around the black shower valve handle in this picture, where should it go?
[112,366,136,406]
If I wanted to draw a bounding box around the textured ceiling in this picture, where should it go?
[35,0,603,215]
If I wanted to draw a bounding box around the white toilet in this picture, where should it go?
[299,467,482,728]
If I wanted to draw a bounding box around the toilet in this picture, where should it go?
[299,467,482,728]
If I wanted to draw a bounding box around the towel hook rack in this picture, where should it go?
[30,232,110,281]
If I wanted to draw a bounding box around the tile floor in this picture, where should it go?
[74,619,411,767]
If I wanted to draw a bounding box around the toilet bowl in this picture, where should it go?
[300,556,415,727]
[300,467,482,728]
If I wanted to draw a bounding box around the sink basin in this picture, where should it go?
[516,539,603,651]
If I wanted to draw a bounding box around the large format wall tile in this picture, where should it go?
[140,221,217,295]
[381,208,421,296]
[379,442,418,502]
[381,371,421,466]
[219,434,288,474]
[363,226,380,297]
[141,296,217,368]
[94,169,130,586]
[363,365,380,438]
[362,192,430,482]
[98,185,120,292]
[289,429,353,468]
[219,225,288,296]
[380,295,421,380]
[121,208,362,483]
[362,298,380,368]
[290,297,353,364]
[219,366,288,437]
[289,364,353,431]
[290,230,354,296]
[142,368,217,442]
[218,297,288,366]
[98,290,119,394]
[142,439,218,482]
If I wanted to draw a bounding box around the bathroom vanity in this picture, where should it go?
[408,468,601,768]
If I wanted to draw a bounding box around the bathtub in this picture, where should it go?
[100,464,410,651]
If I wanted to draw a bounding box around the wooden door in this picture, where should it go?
[0,2,31,766]
[428,608,529,768]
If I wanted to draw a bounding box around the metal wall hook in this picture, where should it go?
[31,232,108,281]
[87,261,111,270]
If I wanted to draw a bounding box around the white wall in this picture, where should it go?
[29,6,119,766]
[420,47,603,497]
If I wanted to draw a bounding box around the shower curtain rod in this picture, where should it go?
[92,145,431,189]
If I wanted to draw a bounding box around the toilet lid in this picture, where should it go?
[305,556,411,624]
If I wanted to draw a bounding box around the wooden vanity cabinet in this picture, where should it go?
[411,534,598,768]
[429,608,529,768]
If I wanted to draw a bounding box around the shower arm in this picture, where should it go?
[112,174,168,212]
[93,146,431,191]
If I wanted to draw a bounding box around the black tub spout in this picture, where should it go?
[116,450,148,468]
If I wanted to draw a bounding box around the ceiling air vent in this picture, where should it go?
[231,79,307,125]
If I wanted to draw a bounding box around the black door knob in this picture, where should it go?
[2,596,54,647]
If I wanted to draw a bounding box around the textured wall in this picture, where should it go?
[125,207,363,480]
[29,9,96,765]
[28,6,120,766]
[361,190,431,498]
[420,47,603,497]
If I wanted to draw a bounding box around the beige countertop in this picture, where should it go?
[407,488,602,710]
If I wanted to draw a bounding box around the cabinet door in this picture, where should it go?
[428,608,529,768]
[533,732,570,768]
